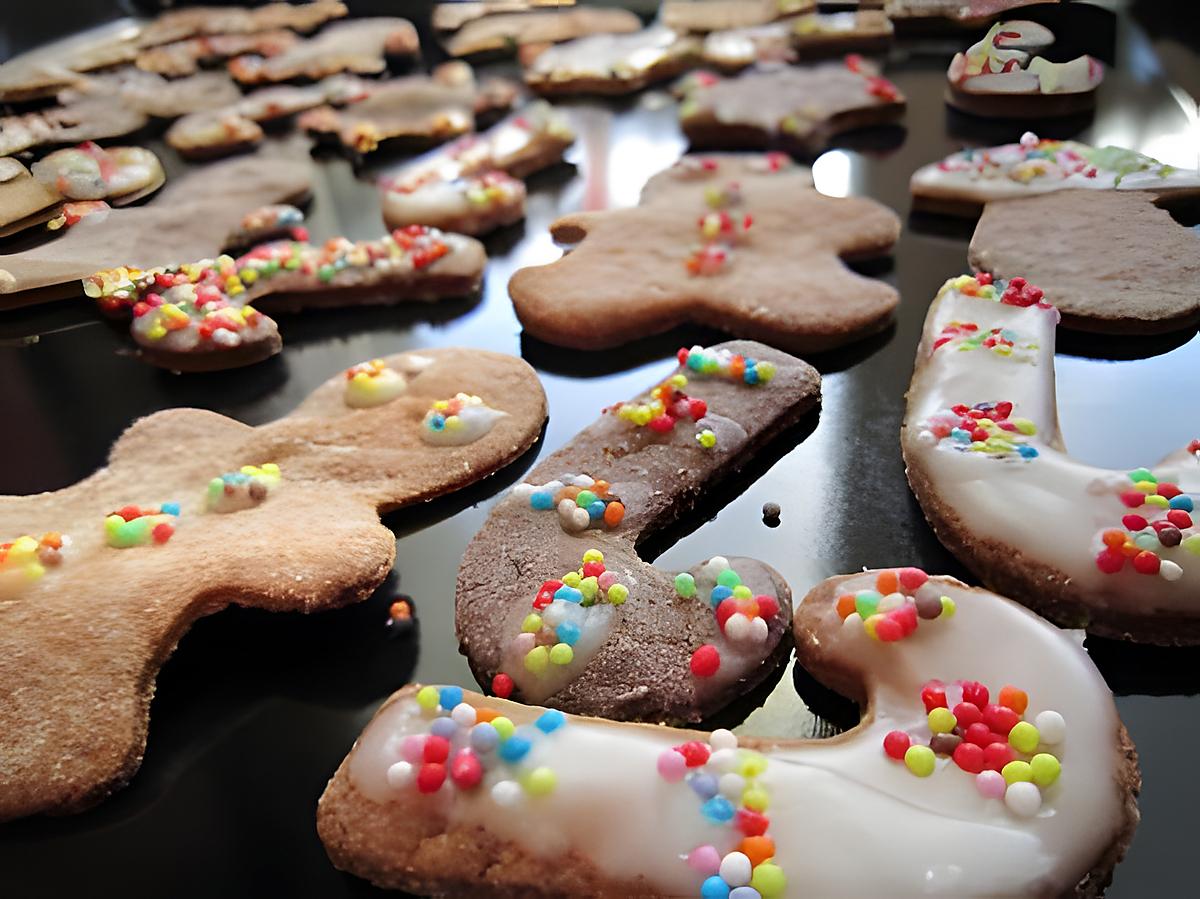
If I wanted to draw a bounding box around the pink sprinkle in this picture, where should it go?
[598,571,619,591]
[898,567,929,592]
[657,748,687,783]
[976,770,1006,799]
[687,844,721,875]
[401,735,426,764]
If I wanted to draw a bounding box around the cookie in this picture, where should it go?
[509,153,900,353]
[136,29,300,77]
[0,22,140,103]
[380,102,574,236]
[662,0,814,33]
[57,69,244,120]
[968,190,1200,334]
[443,8,641,58]
[227,17,419,85]
[85,224,486,372]
[457,341,818,722]
[679,56,905,154]
[0,95,148,158]
[911,131,1200,218]
[0,154,312,308]
[136,0,349,48]
[790,9,895,56]
[433,0,537,33]
[319,568,1138,896]
[0,347,547,822]
[887,0,1058,30]
[903,274,1200,643]
[523,25,701,97]
[0,159,69,239]
[166,77,369,160]
[946,20,1103,118]
[299,63,515,156]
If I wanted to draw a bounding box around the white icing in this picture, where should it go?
[344,366,407,408]
[348,573,1126,896]
[948,21,1102,96]
[904,285,1200,615]
[528,26,686,81]
[31,145,161,201]
[420,397,506,446]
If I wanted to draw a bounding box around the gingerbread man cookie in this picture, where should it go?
[136,1,348,48]
[911,131,1200,218]
[85,224,486,371]
[0,94,149,158]
[0,154,312,308]
[946,20,1103,118]
[904,274,1200,642]
[678,56,905,155]
[319,569,1138,896]
[227,16,418,85]
[509,154,900,353]
[0,348,547,822]
[969,190,1200,334]
[443,7,641,58]
[380,102,574,236]
[887,0,1059,30]
[523,25,701,96]
[662,0,815,33]
[458,341,820,723]
[136,29,299,77]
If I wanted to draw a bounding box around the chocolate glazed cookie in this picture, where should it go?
[456,341,821,723]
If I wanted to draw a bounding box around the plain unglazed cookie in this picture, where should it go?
[911,131,1200,218]
[318,568,1139,897]
[457,341,820,724]
[678,56,905,154]
[903,274,1200,643]
[0,348,547,822]
[968,189,1200,334]
[509,153,900,353]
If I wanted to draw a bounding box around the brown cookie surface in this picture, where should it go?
[509,153,900,353]
[679,58,905,155]
[136,1,348,48]
[458,341,819,723]
[968,190,1200,334]
[227,17,418,85]
[321,569,1138,897]
[0,348,547,822]
[444,8,642,57]
[663,0,815,33]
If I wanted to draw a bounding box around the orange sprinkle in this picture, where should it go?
[836,593,856,620]
[474,708,500,723]
[875,569,899,595]
[1101,529,1126,549]
[740,835,775,868]
[603,501,625,528]
[998,685,1028,716]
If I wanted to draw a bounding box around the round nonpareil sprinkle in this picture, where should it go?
[1094,467,1197,581]
[917,401,1039,460]
[104,503,179,548]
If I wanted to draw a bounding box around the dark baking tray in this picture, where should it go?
[1,1,1198,896]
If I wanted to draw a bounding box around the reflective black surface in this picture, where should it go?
[2,2,1199,896]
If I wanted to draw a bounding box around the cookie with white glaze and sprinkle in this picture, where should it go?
[318,569,1139,896]
[904,274,1200,642]
[509,153,900,353]
[0,348,547,823]
[457,341,820,724]
[523,25,702,97]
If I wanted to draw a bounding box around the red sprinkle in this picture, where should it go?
[416,762,446,793]
[953,741,985,774]
[735,808,770,836]
[952,702,983,728]
[961,681,989,708]
[1132,551,1161,575]
[450,750,482,789]
[983,703,1019,736]
[491,672,514,699]
[921,682,947,712]
[151,522,174,544]
[677,741,711,768]
[755,595,780,619]
[423,735,450,764]
[983,742,1014,771]
[690,644,721,677]
[883,730,911,760]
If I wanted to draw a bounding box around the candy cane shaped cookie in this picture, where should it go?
[457,341,820,723]
[318,570,1139,897]
[903,275,1200,643]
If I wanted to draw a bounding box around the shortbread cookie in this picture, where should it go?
[904,274,1200,642]
[444,7,641,57]
[319,569,1138,896]
[299,64,515,155]
[524,26,701,96]
[0,347,547,823]
[968,190,1200,334]
[85,225,486,371]
[510,153,900,352]
[946,20,1103,118]
[136,1,348,48]
[458,341,819,722]
[380,102,574,235]
[0,154,312,308]
[912,131,1200,218]
[679,56,904,154]
[662,0,815,33]
[136,29,299,77]
[227,17,418,85]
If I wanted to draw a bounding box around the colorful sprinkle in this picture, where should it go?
[205,463,280,513]
[104,503,179,548]
[1094,467,1197,581]
[917,401,1039,459]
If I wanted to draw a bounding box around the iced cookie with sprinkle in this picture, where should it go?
[904,274,1200,643]
[318,569,1139,896]
[523,25,702,96]
[911,131,1200,218]
[457,340,820,723]
[0,348,546,823]
[509,153,900,353]
[226,17,418,85]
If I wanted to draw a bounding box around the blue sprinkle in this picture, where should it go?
[950,428,971,444]
[687,353,704,371]
[430,414,446,431]
[700,795,734,823]
[1170,495,1194,512]
[430,716,458,739]
[438,685,463,711]
[554,586,583,604]
[687,772,718,800]
[556,622,581,646]
[536,709,566,734]
[710,585,733,608]
[498,733,532,763]
[729,888,761,899]
[1018,445,1039,459]
[530,490,554,510]
[587,500,607,520]
[701,875,731,899]
[743,366,759,385]
[469,723,499,753]
[161,502,180,516]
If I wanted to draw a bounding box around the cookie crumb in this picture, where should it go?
[762,502,781,527]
